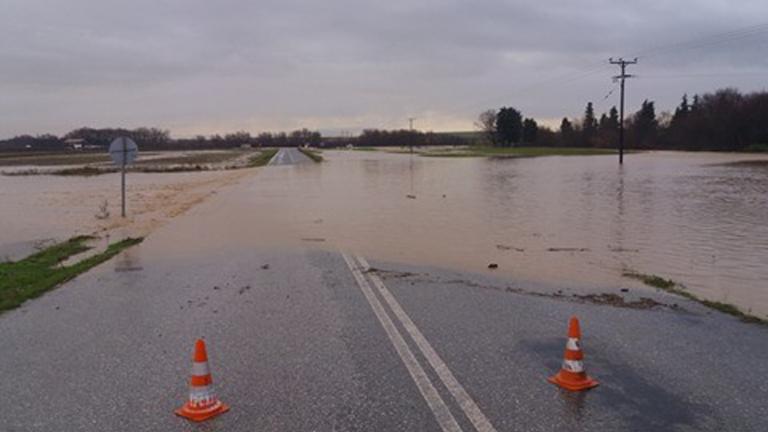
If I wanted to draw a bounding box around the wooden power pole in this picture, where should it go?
[609,58,637,164]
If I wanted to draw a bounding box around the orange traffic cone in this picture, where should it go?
[548,316,599,391]
[175,339,230,422]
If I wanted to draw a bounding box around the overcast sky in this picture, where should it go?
[1,0,767,138]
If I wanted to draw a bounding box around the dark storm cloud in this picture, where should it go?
[1,0,767,136]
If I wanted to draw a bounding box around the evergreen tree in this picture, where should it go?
[633,100,658,148]
[598,113,609,130]
[672,94,690,126]
[597,107,620,148]
[691,95,700,113]
[559,118,575,147]
[582,102,598,146]
[608,106,620,131]
[522,118,538,144]
[496,107,523,147]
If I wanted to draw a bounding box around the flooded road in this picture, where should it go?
[2,149,767,317]
[166,149,767,318]
[2,149,767,431]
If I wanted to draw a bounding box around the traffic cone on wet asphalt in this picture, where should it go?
[548,316,599,391]
[175,339,230,422]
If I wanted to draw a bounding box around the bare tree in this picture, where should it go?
[475,109,498,146]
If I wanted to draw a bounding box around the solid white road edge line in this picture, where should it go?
[341,252,464,432]
[355,255,499,432]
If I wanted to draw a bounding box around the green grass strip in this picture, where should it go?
[622,270,766,325]
[298,147,324,162]
[421,146,619,158]
[247,148,279,167]
[0,236,143,312]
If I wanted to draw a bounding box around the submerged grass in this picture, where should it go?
[622,270,766,325]
[298,147,324,162]
[0,152,111,167]
[0,236,143,312]
[421,146,620,158]
[247,148,279,167]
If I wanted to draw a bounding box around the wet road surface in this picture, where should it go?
[268,147,312,165]
[1,155,767,431]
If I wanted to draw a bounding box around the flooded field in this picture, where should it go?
[2,149,767,318]
[0,168,250,260]
[176,149,766,318]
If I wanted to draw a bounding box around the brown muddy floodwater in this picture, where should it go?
[2,150,767,319]
[205,150,767,318]
[0,169,247,259]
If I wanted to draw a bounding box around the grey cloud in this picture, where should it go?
[1,0,766,137]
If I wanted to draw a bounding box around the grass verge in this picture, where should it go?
[247,148,279,167]
[421,146,619,158]
[298,147,324,162]
[622,270,766,324]
[3,149,276,176]
[0,236,143,312]
[0,152,111,167]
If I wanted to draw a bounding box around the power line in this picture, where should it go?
[631,23,768,60]
[638,71,767,79]
[458,21,767,130]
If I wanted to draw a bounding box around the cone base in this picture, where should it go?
[548,373,599,392]
[175,401,230,422]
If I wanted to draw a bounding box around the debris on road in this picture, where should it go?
[496,244,525,252]
[572,293,662,309]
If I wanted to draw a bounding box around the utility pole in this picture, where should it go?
[609,57,637,164]
[121,137,127,217]
[408,117,416,153]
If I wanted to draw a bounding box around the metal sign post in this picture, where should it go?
[108,137,138,218]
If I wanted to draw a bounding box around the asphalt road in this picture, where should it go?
[1,156,767,431]
[268,147,313,165]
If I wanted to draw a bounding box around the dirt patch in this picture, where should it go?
[373,268,679,312]
[364,267,419,279]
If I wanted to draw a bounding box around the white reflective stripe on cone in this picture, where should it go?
[191,361,210,376]
[189,386,215,402]
[562,359,585,373]
[566,338,581,351]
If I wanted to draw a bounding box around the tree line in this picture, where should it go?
[0,126,469,152]
[476,107,541,147]
[337,129,467,148]
[479,88,768,151]
[0,127,324,152]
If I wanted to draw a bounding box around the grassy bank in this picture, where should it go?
[0,236,143,312]
[0,150,239,167]
[623,270,766,324]
[420,146,619,158]
[2,149,276,176]
[298,147,324,162]
[247,148,279,167]
[0,152,112,166]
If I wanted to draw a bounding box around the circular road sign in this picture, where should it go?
[109,137,138,166]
